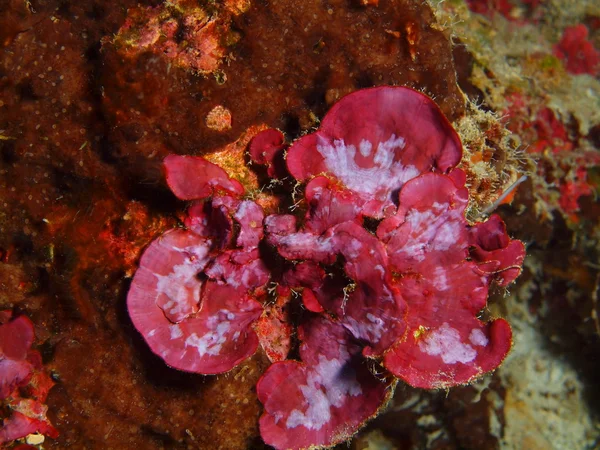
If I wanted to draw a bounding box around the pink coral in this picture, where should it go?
[0,312,57,445]
[285,87,462,218]
[529,107,573,154]
[128,157,266,374]
[503,94,600,219]
[466,0,516,20]
[127,86,524,449]
[558,167,594,215]
[378,175,520,388]
[257,317,392,450]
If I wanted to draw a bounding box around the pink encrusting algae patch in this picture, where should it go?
[113,1,229,75]
[127,86,525,449]
[254,286,293,363]
[0,315,36,399]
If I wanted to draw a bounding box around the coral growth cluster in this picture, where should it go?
[0,312,57,445]
[127,86,525,449]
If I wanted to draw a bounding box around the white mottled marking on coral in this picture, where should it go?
[432,221,461,251]
[170,324,183,340]
[343,238,363,259]
[240,264,257,287]
[207,260,241,288]
[359,139,372,157]
[418,322,476,364]
[234,201,264,248]
[316,135,419,204]
[155,242,210,320]
[286,389,330,431]
[344,305,392,344]
[365,313,385,341]
[280,232,332,249]
[285,348,362,431]
[469,328,488,347]
[156,261,202,310]
[433,266,449,291]
[272,232,335,261]
[406,209,436,231]
[399,204,462,261]
[234,201,253,221]
[184,310,232,357]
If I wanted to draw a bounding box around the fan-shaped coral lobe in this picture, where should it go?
[127,229,263,374]
[257,317,392,450]
[378,173,517,388]
[249,128,287,178]
[128,229,210,324]
[303,177,363,234]
[377,172,470,271]
[469,214,526,286]
[286,86,463,218]
[164,154,245,200]
[128,160,267,374]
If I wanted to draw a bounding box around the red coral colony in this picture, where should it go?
[127,86,525,450]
